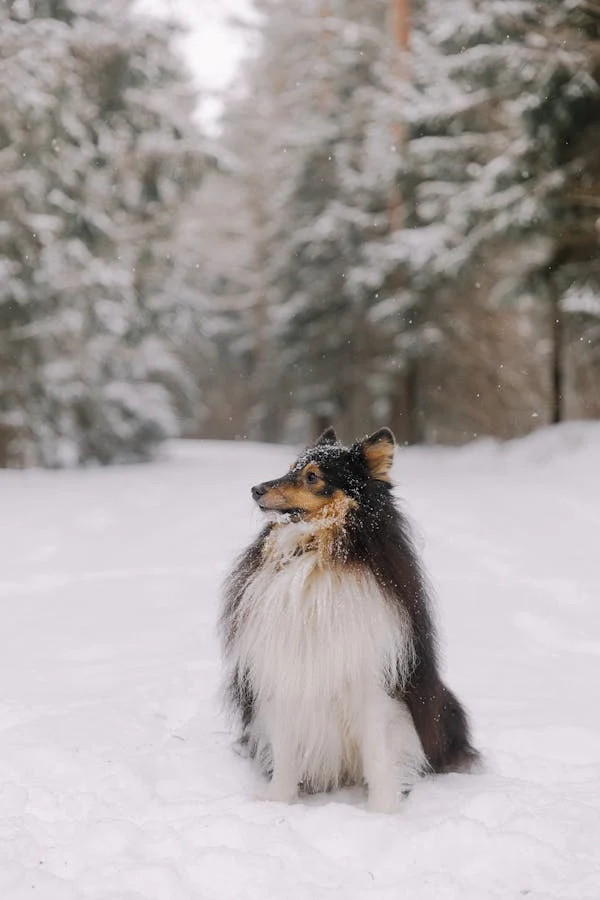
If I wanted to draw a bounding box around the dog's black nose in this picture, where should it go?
[251,483,267,501]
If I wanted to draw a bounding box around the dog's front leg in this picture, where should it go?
[361,692,424,813]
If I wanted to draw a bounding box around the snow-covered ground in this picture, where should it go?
[1,425,599,899]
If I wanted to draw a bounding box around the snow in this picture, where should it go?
[1,425,600,899]
[561,283,600,318]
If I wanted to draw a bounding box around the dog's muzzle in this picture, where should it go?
[251,483,268,502]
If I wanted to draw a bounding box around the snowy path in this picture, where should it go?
[1,427,599,899]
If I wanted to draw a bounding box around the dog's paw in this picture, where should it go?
[366,788,406,814]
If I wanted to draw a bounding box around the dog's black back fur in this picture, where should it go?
[342,479,479,773]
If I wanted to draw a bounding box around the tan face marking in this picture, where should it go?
[257,462,354,522]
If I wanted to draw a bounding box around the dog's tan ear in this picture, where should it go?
[359,428,396,481]
[315,426,338,446]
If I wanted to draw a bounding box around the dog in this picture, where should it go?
[220,427,479,812]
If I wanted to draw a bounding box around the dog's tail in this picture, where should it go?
[405,679,481,774]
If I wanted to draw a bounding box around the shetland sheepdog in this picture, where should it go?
[220,427,479,812]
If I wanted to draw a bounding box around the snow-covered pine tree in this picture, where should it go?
[0,0,205,467]
[212,0,412,442]
[541,1,600,421]
[203,0,599,444]
[393,0,600,440]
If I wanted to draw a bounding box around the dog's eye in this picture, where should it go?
[306,471,319,485]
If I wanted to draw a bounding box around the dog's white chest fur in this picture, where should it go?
[230,522,425,810]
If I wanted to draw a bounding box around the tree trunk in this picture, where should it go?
[392,0,411,51]
[551,298,563,423]
[389,362,419,445]
[389,0,415,437]
[388,0,411,229]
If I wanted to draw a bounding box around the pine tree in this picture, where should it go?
[0,0,205,467]
[216,0,409,441]
[204,0,600,444]
[541,0,600,421]
[391,0,600,440]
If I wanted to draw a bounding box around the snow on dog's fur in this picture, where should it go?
[220,427,479,812]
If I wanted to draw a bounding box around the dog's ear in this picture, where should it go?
[359,428,396,481]
[314,426,338,446]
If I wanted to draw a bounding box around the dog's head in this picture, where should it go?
[251,427,396,521]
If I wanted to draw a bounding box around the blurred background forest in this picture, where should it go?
[1,0,599,468]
